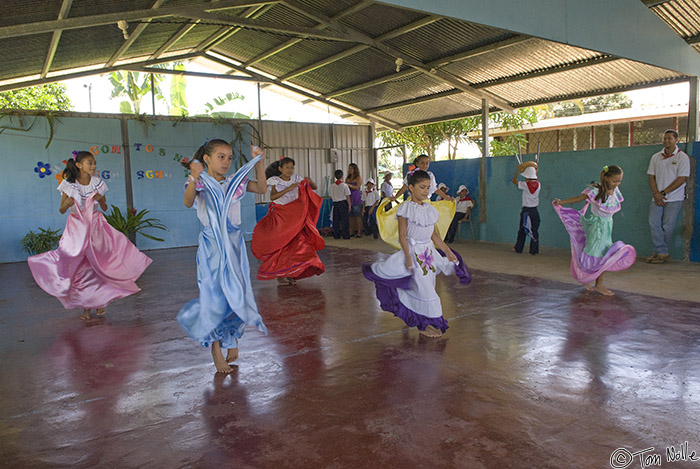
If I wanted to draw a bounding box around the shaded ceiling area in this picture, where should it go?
[1,0,699,130]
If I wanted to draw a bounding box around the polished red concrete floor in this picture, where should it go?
[2,245,700,468]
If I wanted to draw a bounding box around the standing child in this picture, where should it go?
[362,178,380,238]
[553,165,636,296]
[252,157,325,285]
[28,151,152,320]
[445,185,474,243]
[328,169,351,239]
[380,171,394,211]
[392,155,452,202]
[346,163,364,237]
[363,170,471,338]
[512,164,541,255]
[177,141,268,374]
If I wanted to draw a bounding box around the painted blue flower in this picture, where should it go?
[34,162,52,178]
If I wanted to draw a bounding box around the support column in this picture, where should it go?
[257,82,264,146]
[684,77,698,260]
[120,118,136,244]
[479,98,489,240]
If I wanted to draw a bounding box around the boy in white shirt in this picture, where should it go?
[328,169,351,239]
[512,165,540,255]
[446,185,475,243]
[362,178,380,238]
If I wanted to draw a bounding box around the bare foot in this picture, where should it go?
[585,284,594,292]
[287,277,297,285]
[419,325,442,338]
[277,277,291,286]
[594,285,615,296]
[212,342,232,373]
[226,347,239,363]
[80,309,91,320]
[96,308,106,317]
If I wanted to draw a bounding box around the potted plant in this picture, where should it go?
[104,206,167,243]
[20,227,62,255]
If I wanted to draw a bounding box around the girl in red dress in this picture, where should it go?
[252,157,325,285]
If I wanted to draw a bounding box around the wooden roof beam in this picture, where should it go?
[241,0,375,67]
[40,0,73,79]
[106,0,168,68]
[323,36,528,99]
[0,52,201,93]
[0,0,277,40]
[196,4,274,53]
[204,53,403,130]
[278,14,441,81]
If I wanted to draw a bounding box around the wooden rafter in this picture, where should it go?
[204,52,403,130]
[41,0,74,79]
[241,0,374,68]
[106,0,168,68]
[0,52,201,93]
[0,0,278,40]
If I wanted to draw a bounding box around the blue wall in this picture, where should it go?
[0,115,255,263]
[424,144,699,261]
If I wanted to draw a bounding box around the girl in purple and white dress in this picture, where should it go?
[363,170,470,338]
[553,165,636,296]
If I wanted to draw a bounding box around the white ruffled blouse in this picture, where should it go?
[267,174,302,205]
[58,176,108,211]
[397,200,438,243]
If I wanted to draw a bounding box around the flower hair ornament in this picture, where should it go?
[603,165,609,173]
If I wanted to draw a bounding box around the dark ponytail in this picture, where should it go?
[413,154,429,166]
[62,151,93,183]
[265,157,294,179]
[593,164,623,203]
[181,138,230,169]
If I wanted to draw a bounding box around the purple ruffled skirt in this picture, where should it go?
[362,243,470,332]
[553,201,636,284]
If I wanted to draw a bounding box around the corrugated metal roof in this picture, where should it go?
[0,0,697,130]
[649,0,700,39]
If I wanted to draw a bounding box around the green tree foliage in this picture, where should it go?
[378,108,537,160]
[109,70,165,114]
[0,83,73,111]
[489,108,538,156]
[539,93,633,118]
[169,63,188,116]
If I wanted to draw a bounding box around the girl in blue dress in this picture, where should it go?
[177,140,267,373]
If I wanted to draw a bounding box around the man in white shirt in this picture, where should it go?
[646,129,690,263]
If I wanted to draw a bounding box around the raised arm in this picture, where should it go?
[184,160,204,208]
[245,146,268,194]
[553,193,587,206]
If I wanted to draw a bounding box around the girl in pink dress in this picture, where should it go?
[28,151,152,319]
[553,165,636,296]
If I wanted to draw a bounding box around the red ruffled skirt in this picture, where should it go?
[252,180,325,280]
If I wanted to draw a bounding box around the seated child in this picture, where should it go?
[446,185,474,243]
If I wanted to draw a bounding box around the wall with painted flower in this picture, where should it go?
[1,116,127,262]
